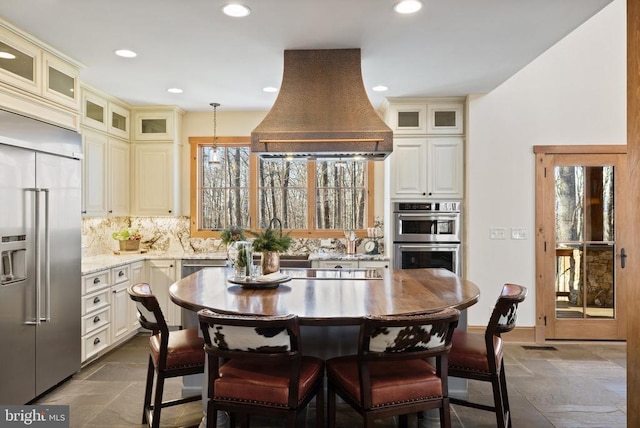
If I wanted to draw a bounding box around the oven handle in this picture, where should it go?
[395,244,460,250]
[396,213,459,220]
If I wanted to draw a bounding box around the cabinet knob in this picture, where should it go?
[109,210,113,214]
[93,338,101,345]
[93,316,100,323]
[118,270,124,277]
[168,210,172,213]
[334,265,343,269]
[428,192,432,196]
[93,297,101,304]
[422,192,426,196]
[93,278,101,284]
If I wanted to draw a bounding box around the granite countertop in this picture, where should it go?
[81,251,389,275]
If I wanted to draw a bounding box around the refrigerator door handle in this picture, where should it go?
[32,188,42,326]
[43,188,51,322]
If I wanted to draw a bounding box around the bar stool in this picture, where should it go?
[127,283,205,428]
[448,283,527,428]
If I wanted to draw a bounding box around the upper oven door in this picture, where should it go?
[393,212,461,242]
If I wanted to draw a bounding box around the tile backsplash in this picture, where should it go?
[82,217,384,257]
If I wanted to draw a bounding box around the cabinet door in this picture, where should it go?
[132,143,176,215]
[390,138,428,200]
[42,53,79,110]
[389,104,427,134]
[0,27,41,94]
[111,281,131,343]
[109,103,130,139]
[134,110,174,141]
[129,261,146,330]
[316,260,359,269]
[148,260,179,326]
[108,139,130,216]
[358,261,390,270]
[427,104,463,134]
[81,90,108,131]
[82,130,108,216]
[427,138,463,199]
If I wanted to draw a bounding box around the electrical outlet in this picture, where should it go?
[489,227,506,240]
[511,227,528,240]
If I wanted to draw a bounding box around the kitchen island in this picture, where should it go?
[169,267,480,325]
[170,267,480,426]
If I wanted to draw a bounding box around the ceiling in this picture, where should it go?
[0,0,612,112]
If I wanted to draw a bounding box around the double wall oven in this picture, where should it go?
[393,202,462,274]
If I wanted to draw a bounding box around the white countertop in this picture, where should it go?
[81,251,389,275]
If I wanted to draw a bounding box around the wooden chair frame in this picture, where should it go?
[449,283,527,428]
[327,308,460,428]
[128,283,205,428]
[198,310,324,428]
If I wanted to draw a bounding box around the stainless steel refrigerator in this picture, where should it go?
[0,109,82,404]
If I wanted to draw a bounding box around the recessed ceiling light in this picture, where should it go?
[0,51,16,59]
[167,88,183,94]
[263,86,278,93]
[115,49,137,58]
[372,85,388,92]
[394,0,423,14]
[222,3,251,17]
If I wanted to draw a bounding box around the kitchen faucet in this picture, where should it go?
[269,217,283,235]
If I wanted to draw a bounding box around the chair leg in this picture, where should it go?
[499,363,512,428]
[206,400,216,428]
[142,356,155,425]
[491,372,507,428]
[440,397,452,428]
[399,414,409,428]
[151,372,165,428]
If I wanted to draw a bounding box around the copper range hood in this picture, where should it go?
[251,49,393,160]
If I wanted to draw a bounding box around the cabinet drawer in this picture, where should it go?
[81,307,110,335]
[82,325,111,362]
[111,265,130,285]
[81,289,110,316]
[82,270,110,294]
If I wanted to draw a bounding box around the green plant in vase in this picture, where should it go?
[247,225,292,275]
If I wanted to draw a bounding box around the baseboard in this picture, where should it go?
[467,326,536,343]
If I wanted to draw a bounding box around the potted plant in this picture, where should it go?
[247,226,292,274]
[218,226,248,270]
[112,227,142,251]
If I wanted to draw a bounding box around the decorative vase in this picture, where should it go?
[119,239,140,251]
[232,241,252,279]
[261,251,280,275]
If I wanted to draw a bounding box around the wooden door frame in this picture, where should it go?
[533,145,626,342]
[627,0,640,423]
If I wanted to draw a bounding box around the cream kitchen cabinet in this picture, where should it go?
[81,269,111,364]
[131,142,180,216]
[313,260,390,269]
[110,264,134,345]
[148,259,180,326]
[389,137,463,200]
[81,129,130,216]
[81,86,130,139]
[0,20,80,129]
[129,261,146,330]
[383,97,464,136]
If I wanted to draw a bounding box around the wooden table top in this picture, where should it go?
[169,267,480,326]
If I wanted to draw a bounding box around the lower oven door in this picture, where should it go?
[393,243,461,274]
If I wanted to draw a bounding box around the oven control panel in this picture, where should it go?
[395,202,460,213]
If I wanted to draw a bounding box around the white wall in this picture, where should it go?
[465,0,626,327]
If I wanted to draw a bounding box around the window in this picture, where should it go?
[190,137,375,238]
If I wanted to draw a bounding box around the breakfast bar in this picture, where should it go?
[169,267,480,324]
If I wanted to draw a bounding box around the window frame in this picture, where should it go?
[189,136,375,239]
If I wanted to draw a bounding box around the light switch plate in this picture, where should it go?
[489,227,506,240]
[511,227,528,240]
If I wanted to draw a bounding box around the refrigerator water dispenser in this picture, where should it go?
[1,237,27,286]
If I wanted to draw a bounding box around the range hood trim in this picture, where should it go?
[251,49,393,160]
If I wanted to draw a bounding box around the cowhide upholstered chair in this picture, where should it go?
[127,283,205,428]
[198,309,325,428]
[448,283,527,428]
[326,308,460,428]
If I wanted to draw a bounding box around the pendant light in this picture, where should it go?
[209,102,221,166]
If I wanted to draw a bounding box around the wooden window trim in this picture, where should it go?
[189,136,375,239]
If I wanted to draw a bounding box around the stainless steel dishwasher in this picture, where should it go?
[180,259,228,278]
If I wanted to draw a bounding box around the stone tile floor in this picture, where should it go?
[36,334,627,427]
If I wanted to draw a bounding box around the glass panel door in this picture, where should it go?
[545,153,627,340]
[555,166,615,320]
